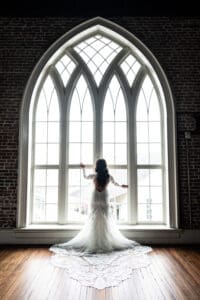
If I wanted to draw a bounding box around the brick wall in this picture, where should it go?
[0,17,200,229]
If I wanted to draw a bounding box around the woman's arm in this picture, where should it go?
[80,163,95,179]
[110,175,128,188]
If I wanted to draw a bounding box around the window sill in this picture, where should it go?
[16,224,175,231]
[1,227,200,244]
[13,224,182,242]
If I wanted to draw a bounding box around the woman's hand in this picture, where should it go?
[80,163,85,168]
[121,184,128,188]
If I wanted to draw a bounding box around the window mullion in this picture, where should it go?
[95,89,102,160]
[129,69,146,224]
[58,95,68,224]
[128,101,137,224]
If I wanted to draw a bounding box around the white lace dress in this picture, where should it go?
[50,170,139,253]
[49,170,152,288]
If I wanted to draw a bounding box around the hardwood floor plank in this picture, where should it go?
[0,246,199,300]
[162,248,200,299]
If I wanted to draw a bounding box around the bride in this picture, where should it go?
[50,159,145,254]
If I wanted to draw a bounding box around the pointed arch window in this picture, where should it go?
[68,75,94,221]
[103,75,128,222]
[18,18,178,228]
[136,75,163,223]
[32,76,60,222]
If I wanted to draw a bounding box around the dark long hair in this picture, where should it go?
[95,159,110,187]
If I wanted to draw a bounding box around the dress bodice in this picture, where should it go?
[91,188,109,214]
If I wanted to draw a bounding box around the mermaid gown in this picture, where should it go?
[50,170,143,254]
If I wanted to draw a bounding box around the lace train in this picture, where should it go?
[50,183,152,289]
[50,247,152,289]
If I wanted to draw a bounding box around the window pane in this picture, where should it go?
[103,144,115,164]
[115,122,127,143]
[47,170,58,186]
[103,122,114,143]
[150,169,162,186]
[136,93,148,122]
[81,143,93,164]
[151,187,162,203]
[149,122,161,143]
[149,143,161,164]
[68,186,81,202]
[80,186,91,212]
[115,91,126,121]
[151,204,163,221]
[46,187,58,204]
[34,169,46,186]
[35,144,47,165]
[35,122,47,143]
[34,187,45,203]
[69,92,81,121]
[36,92,47,121]
[142,75,154,105]
[149,90,160,121]
[81,169,93,186]
[139,202,153,222]
[137,144,149,165]
[109,76,121,104]
[68,169,81,186]
[43,76,54,105]
[137,169,149,186]
[138,187,149,203]
[33,201,45,222]
[68,203,81,221]
[48,144,59,165]
[136,122,148,143]
[82,92,93,121]
[48,90,60,121]
[48,122,59,143]
[46,204,57,221]
[69,122,81,142]
[115,144,127,164]
[108,168,128,222]
[69,143,80,164]
[33,186,45,221]
[137,167,163,222]
[76,75,88,106]
[82,122,93,143]
[103,95,114,121]
[138,204,148,222]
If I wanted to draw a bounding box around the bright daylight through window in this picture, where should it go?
[22,21,177,228]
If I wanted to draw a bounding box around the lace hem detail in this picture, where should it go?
[50,247,152,289]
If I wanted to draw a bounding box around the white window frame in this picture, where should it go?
[17,17,178,229]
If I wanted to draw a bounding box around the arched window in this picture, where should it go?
[18,18,178,228]
[68,75,94,221]
[103,75,128,222]
[33,76,60,223]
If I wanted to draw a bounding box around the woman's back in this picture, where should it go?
[93,175,110,192]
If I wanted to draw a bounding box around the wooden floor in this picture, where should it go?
[0,246,200,300]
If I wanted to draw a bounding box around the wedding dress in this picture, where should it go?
[50,169,152,288]
[51,170,142,253]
